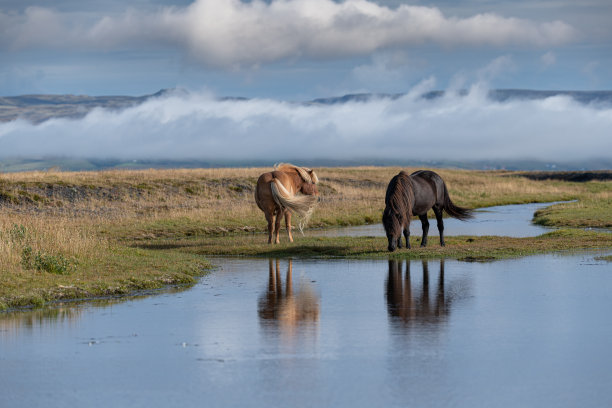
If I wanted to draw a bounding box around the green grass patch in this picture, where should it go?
[134,229,612,261]
[533,198,612,228]
[21,246,76,275]
[0,245,211,311]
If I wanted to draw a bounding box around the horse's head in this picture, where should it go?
[300,181,319,196]
[382,207,401,252]
[299,168,319,197]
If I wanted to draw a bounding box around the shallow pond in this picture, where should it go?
[2,253,612,407]
[310,201,558,238]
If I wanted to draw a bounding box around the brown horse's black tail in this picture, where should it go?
[442,185,473,220]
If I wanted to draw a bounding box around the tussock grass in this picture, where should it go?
[0,216,99,275]
[0,213,209,310]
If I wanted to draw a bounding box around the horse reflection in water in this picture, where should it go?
[386,259,452,327]
[258,259,320,342]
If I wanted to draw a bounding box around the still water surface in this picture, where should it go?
[2,254,612,407]
[310,201,558,238]
[2,202,612,407]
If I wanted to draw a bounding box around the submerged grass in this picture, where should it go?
[1,166,611,310]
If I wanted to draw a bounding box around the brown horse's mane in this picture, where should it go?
[274,163,319,184]
[385,171,414,224]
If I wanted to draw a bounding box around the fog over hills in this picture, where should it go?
[2,89,612,124]
[1,88,611,172]
[0,90,170,124]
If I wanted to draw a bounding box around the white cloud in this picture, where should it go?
[0,7,68,49]
[1,85,610,162]
[0,0,578,67]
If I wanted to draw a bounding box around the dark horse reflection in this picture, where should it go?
[258,259,320,337]
[386,259,452,327]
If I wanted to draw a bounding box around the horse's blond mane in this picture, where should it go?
[270,178,318,233]
[274,163,318,184]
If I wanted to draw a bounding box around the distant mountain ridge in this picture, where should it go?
[1,89,611,124]
[1,156,610,173]
[0,89,173,124]
[309,89,612,105]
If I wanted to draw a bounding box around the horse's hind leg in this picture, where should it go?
[433,206,445,247]
[284,210,294,243]
[419,214,429,247]
[274,211,283,244]
[265,212,275,244]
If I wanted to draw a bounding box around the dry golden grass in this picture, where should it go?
[0,215,103,274]
[0,166,598,232]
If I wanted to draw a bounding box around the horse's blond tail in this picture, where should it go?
[270,178,318,233]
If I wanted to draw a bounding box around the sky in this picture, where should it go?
[1,0,611,165]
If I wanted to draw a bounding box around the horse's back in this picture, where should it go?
[410,170,442,183]
[409,170,445,214]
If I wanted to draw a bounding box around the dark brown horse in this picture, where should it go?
[382,170,472,252]
[255,163,319,244]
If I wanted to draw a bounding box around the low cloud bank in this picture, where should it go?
[0,86,610,164]
[1,0,577,67]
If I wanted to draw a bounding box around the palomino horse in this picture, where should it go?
[255,163,319,244]
[382,170,472,252]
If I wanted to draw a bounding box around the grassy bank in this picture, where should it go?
[1,166,611,310]
[0,213,210,310]
[533,182,611,228]
[136,229,612,261]
[0,217,210,310]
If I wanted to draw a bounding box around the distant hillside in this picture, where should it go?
[309,89,612,105]
[1,157,611,173]
[0,89,171,123]
[2,89,612,124]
